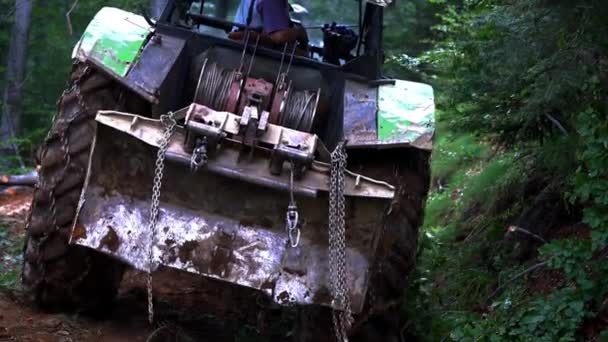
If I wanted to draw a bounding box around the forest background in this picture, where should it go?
[1,0,607,340]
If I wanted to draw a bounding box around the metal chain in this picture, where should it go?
[286,161,300,248]
[23,66,91,292]
[147,112,177,324]
[29,66,92,287]
[329,141,352,342]
[41,67,89,241]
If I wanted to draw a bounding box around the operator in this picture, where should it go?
[229,0,308,53]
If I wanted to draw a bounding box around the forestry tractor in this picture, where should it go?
[22,1,434,340]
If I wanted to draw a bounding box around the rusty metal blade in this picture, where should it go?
[71,114,393,313]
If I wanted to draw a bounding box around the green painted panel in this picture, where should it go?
[72,7,152,77]
[377,79,435,148]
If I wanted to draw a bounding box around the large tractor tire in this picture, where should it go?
[22,65,127,311]
[295,149,431,342]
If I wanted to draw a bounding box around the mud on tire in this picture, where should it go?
[22,65,126,311]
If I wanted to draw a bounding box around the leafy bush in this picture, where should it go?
[404,0,608,340]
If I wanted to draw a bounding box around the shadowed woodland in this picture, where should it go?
[1,0,608,341]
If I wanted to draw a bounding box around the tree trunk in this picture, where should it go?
[150,0,169,19]
[0,0,33,158]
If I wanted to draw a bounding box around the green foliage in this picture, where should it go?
[0,0,148,169]
[403,0,608,340]
[0,0,14,113]
[0,268,19,290]
[21,0,148,137]
[460,154,521,210]
[431,131,489,181]
[425,1,607,144]
[404,138,528,339]
[572,106,608,251]
[451,287,589,342]
[0,223,23,290]
[423,191,452,228]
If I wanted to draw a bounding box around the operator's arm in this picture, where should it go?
[268,26,308,46]
[260,0,307,46]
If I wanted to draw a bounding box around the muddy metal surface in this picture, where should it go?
[72,122,392,313]
[0,188,290,341]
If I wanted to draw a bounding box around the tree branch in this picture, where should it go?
[1,7,15,23]
[507,225,548,244]
[544,113,568,135]
[65,0,79,36]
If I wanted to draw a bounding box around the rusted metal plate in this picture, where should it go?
[125,33,187,100]
[94,107,395,199]
[73,7,152,75]
[73,181,285,291]
[342,79,436,151]
[343,80,379,148]
[377,80,435,150]
[73,124,391,312]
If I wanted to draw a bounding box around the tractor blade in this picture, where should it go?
[71,110,394,313]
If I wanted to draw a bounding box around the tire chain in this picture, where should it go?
[24,66,93,290]
[368,209,388,316]
[329,141,352,342]
[146,111,177,324]
[367,183,421,320]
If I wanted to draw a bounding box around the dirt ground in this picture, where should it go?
[0,188,285,342]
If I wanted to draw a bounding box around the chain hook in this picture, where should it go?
[286,205,300,247]
[160,112,176,127]
[286,161,301,248]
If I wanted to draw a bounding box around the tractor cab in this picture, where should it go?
[162,0,388,75]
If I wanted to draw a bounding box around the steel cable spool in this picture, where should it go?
[195,57,321,134]
[194,59,235,111]
[281,88,321,132]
